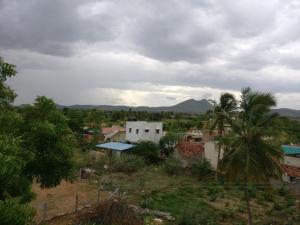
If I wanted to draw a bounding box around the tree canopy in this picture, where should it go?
[0,57,76,224]
[220,88,283,225]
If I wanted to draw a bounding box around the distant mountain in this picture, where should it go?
[59,99,300,117]
[60,99,213,114]
[272,108,300,118]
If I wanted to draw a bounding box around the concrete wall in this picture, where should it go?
[284,155,300,167]
[204,141,223,169]
[126,121,163,143]
[111,131,126,142]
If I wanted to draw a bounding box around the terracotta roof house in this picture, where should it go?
[174,136,205,167]
[282,144,300,183]
[282,165,300,178]
[101,125,126,142]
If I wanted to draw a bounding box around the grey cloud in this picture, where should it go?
[0,0,117,56]
[1,0,300,108]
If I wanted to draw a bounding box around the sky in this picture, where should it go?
[1,0,300,109]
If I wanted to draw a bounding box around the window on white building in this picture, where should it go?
[156,129,160,134]
[129,128,132,133]
[136,129,139,134]
[145,129,149,133]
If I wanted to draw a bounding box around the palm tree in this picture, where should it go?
[208,93,237,181]
[220,88,283,225]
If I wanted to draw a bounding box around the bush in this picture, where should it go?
[140,196,155,209]
[132,141,160,164]
[273,201,284,211]
[277,185,289,197]
[178,206,216,225]
[191,158,213,179]
[111,154,145,173]
[0,197,35,225]
[163,157,183,175]
[159,132,182,157]
[262,190,275,202]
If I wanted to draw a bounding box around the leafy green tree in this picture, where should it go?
[0,197,35,225]
[132,141,160,164]
[159,132,182,157]
[220,88,283,225]
[0,57,17,107]
[0,135,34,202]
[0,57,36,224]
[86,109,105,128]
[21,96,76,188]
[64,109,84,133]
[207,93,237,181]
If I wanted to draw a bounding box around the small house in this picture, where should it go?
[102,125,126,142]
[126,121,163,144]
[96,142,135,158]
[282,144,300,183]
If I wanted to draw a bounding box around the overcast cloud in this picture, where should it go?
[1,0,300,109]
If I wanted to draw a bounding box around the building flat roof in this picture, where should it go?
[282,145,300,155]
[96,142,135,151]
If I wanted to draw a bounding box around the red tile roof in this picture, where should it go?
[176,141,204,158]
[102,126,125,135]
[282,165,300,178]
[102,127,113,135]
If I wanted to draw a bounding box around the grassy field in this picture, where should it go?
[35,150,300,225]
[90,165,300,225]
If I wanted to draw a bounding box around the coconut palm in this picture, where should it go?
[220,88,283,225]
[208,93,237,181]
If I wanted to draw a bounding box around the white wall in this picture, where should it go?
[204,141,223,169]
[126,121,163,143]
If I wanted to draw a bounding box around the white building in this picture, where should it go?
[126,121,163,144]
[204,141,223,169]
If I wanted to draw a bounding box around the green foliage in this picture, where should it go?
[0,197,35,225]
[64,109,84,133]
[163,157,182,175]
[140,196,155,209]
[219,88,284,225]
[143,216,156,225]
[178,205,217,225]
[86,109,106,128]
[221,88,283,183]
[0,57,17,107]
[277,185,289,197]
[111,154,145,173]
[0,135,34,202]
[159,132,182,157]
[21,96,76,188]
[191,158,213,179]
[132,141,160,164]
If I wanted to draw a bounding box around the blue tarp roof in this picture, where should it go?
[96,142,135,151]
[282,145,300,155]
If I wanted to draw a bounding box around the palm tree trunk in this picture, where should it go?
[215,143,221,182]
[215,129,223,182]
[244,181,253,225]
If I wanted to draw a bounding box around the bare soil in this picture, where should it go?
[30,179,108,223]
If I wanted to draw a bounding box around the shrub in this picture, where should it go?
[178,206,216,225]
[163,157,183,175]
[0,197,35,225]
[277,185,289,197]
[262,190,275,202]
[140,196,155,209]
[111,154,145,173]
[273,201,284,211]
[159,132,182,157]
[191,158,213,179]
[132,141,160,164]
[77,199,143,225]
